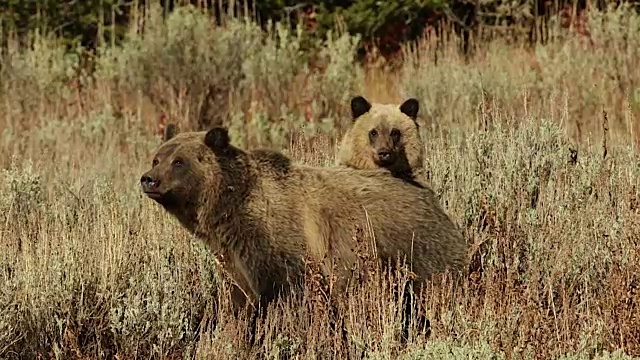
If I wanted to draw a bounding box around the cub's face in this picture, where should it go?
[140,132,209,212]
[349,95,421,173]
[367,122,402,167]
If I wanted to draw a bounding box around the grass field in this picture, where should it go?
[1,4,640,359]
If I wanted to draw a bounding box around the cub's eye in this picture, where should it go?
[152,159,159,167]
[390,128,401,141]
[369,129,378,138]
[172,159,184,167]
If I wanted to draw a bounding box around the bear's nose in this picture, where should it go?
[140,174,158,190]
[377,150,392,161]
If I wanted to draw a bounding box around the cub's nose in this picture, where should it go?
[377,150,392,162]
[140,174,158,190]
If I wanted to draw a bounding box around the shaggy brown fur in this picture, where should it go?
[336,96,426,185]
[140,126,466,311]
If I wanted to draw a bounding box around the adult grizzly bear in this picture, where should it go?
[336,95,427,186]
[140,126,466,313]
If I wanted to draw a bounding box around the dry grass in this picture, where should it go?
[1,3,640,360]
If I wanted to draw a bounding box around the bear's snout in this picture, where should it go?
[140,174,160,193]
[376,149,395,165]
[377,150,391,161]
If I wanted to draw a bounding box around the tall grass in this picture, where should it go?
[400,4,640,147]
[0,3,639,359]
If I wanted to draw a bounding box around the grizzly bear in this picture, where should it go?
[336,95,427,186]
[140,125,466,314]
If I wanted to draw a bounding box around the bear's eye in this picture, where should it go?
[369,129,378,138]
[152,159,159,167]
[390,128,401,141]
[172,159,184,167]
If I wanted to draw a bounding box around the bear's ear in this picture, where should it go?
[350,95,372,121]
[163,123,178,142]
[399,98,419,121]
[204,127,230,153]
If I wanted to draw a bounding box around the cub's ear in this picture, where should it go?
[399,98,419,121]
[350,95,372,121]
[163,123,178,142]
[204,127,230,153]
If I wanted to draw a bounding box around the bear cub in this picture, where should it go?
[336,95,426,186]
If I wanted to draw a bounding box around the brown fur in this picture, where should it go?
[336,96,426,185]
[140,126,467,310]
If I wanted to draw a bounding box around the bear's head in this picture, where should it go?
[140,125,243,232]
[343,95,424,176]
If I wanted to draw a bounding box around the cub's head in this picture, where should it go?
[337,95,424,178]
[140,124,242,230]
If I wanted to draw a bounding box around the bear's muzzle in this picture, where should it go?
[140,173,162,199]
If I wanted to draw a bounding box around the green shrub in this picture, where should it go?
[96,4,363,148]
